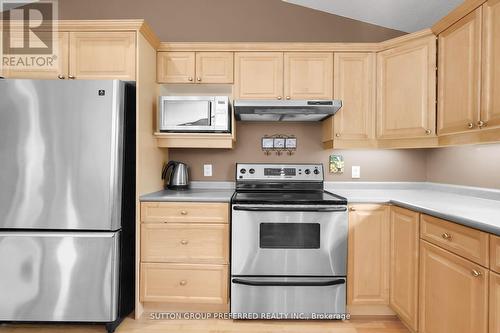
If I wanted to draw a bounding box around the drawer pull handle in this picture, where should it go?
[471,269,482,277]
[180,240,189,245]
[180,210,188,215]
[179,280,187,286]
[349,207,356,212]
[441,233,452,240]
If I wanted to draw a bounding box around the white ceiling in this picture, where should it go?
[283,0,463,32]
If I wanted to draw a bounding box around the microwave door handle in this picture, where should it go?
[208,101,213,126]
[231,278,346,287]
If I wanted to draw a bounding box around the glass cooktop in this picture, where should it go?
[231,190,347,205]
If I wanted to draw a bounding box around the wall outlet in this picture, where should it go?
[352,166,361,179]
[203,164,213,177]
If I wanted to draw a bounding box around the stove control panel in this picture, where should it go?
[236,163,323,181]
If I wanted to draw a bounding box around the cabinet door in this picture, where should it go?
[234,52,283,100]
[195,52,233,84]
[284,52,333,100]
[390,207,419,331]
[419,240,488,333]
[328,53,376,146]
[348,204,390,305]
[438,8,482,135]
[482,0,500,130]
[69,31,136,80]
[491,271,500,333]
[2,32,69,79]
[377,35,437,139]
[157,52,195,83]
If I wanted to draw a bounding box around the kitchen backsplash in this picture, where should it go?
[169,122,428,182]
[426,143,500,189]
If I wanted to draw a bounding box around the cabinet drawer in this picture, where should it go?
[141,202,229,224]
[491,235,500,274]
[140,263,228,304]
[141,223,229,264]
[420,214,489,267]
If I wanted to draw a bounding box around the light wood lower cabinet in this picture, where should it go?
[348,204,390,305]
[420,214,489,267]
[140,201,230,310]
[491,271,500,333]
[140,263,228,304]
[389,207,419,332]
[419,240,488,333]
[141,223,229,264]
[492,235,500,274]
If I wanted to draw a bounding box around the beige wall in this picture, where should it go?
[426,144,500,189]
[58,0,405,42]
[169,122,428,181]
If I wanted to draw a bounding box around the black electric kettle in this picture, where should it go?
[161,161,190,190]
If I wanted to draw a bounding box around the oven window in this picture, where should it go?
[259,223,320,249]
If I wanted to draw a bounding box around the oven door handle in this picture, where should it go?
[231,278,346,287]
[232,206,347,212]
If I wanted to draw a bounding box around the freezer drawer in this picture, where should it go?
[0,231,120,322]
[230,276,346,319]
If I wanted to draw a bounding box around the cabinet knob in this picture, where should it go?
[477,120,486,129]
[335,133,341,138]
[57,74,65,80]
[277,96,282,100]
[68,75,76,80]
[467,122,474,129]
[180,210,188,215]
[286,96,291,100]
[441,232,452,240]
[471,269,482,277]
[425,129,432,135]
[180,240,189,245]
[196,77,201,82]
[188,77,193,82]
[348,207,356,212]
[179,280,187,286]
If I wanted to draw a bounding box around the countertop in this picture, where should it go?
[141,181,500,236]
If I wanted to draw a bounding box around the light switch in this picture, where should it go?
[352,166,361,179]
[204,164,213,177]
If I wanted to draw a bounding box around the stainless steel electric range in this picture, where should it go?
[230,163,348,319]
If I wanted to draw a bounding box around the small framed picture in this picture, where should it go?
[285,137,297,149]
[262,137,274,149]
[273,137,285,149]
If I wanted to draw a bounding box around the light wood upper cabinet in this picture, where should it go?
[491,271,500,333]
[157,52,195,83]
[438,8,482,135]
[390,207,419,332]
[195,52,233,83]
[234,52,284,100]
[481,0,500,130]
[157,52,233,84]
[2,32,69,79]
[69,31,136,80]
[323,52,376,148]
[377,35,437,139]
[348,204,390,305]
[419,240,488,333]
[284,52,333,100]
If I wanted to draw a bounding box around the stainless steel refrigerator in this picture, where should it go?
[0,79,136,332]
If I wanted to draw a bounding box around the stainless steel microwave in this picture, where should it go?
[158,96,231,133]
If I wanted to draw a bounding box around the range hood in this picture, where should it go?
[234,99,342,122]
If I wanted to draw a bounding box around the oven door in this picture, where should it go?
[231,204,347,276]
[160,97,214,132]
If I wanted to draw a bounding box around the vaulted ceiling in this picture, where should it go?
[283,0,463,32]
